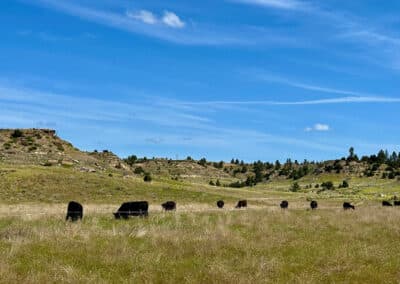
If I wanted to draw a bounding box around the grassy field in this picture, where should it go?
[1,204,400,283]
[1,163,400,283]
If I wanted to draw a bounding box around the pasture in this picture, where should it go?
[1,164,400,283]
[1,201,400,283]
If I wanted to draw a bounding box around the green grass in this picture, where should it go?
[1,207,400,283]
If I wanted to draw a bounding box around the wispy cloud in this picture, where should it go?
[254,72,377,97]
[174,96,400,107]
[232,0,400,69]
[127,10,158,25]
[0,81,346,156]
[22,0,299,46]
[305,123,330,132]
[232,0,309,10]
[126,10,185,29]
[17,30,80,42]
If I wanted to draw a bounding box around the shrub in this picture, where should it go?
[290,182,301,192]
[124,155,138,166]
[198,158,207,167]
[209,180,215,186]
[54,142,64,152]
[216,179,221,187]
[28,146,37,152]
[10,129,23,138]
[321,181,334,190]
[134,167,145,175]
[143,173,152,182]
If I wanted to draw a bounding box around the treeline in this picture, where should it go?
[123,147,400,188]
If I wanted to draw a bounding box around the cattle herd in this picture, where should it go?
[65,198,400,221]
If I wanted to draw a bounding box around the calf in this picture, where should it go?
[217,200,224,209]
[114,201,149,219]
[394,201,400,206]
[66,201,83,222]
[162,201,176,211]
[235,200,247,208]
[280,200,289,209]
[382,201,393,207]
[343,202,355,210]
[310,200,318,210]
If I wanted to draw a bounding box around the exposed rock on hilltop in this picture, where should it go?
[0,129,130,173]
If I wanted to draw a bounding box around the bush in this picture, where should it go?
[134,167,145,175]
[54,142,64,152]
[198,158,207,167]
[209,180,215,186]
[321,181,334,190]
[124,155,138,166]
[10,129,23,138]
[339,180,349,188]
[216,179,221,187]
[290,182,301,192]
[143,173,152,182]
[213,161,224,169]
[28,146,37,152]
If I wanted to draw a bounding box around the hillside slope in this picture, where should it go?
[0,129,131,173]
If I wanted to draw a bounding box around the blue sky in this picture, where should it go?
[1,0,400,162]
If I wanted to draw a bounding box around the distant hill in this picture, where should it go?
[1,129,399,188]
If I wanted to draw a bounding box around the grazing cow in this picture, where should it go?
[114,201,149,219]
[162,201,176,211]
[382,201,393,207]
[394,201,400,206]
[66,201,83,222]
[280,200,289,209]
[310,200,318,210]
[343,202,355,210]
[217,200,224,209]
[235,200,247,208]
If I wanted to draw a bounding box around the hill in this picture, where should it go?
[0,128,399,199]
[0,128,131,173]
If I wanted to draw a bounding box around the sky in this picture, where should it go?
[1,0,400,162]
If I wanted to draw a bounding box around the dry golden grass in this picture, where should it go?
[1,203,400,283]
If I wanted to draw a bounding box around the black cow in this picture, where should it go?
[310,200,318,210]
[217,200,224,209]
[382,201,393,207]
[343,202,355,210]
[235,200,247,208]
[280,200,289,209]
[66,201,83,222]
[114,201,149,219]
[162,201,176,211]
[394,201,400,206]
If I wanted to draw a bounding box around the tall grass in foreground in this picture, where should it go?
[0,207,400,283]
